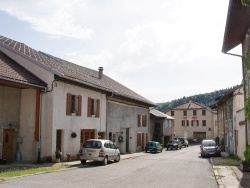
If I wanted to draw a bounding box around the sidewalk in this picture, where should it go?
[211,153,250,188]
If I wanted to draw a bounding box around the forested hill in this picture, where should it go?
[156,87,237,113]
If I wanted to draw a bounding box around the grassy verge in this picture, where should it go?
[0,164,69,179]
[212,154,241,166]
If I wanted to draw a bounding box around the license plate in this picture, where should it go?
[87,149,96,153]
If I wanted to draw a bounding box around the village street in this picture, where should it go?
[0,145,218,188]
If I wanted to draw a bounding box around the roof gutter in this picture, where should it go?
[0,76,47,90]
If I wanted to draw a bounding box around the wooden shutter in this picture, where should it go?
[87,97,92,117]
[78,95,82,116]
[96,99,100,117]
[143,115,147,127]
[138,114,141,127]
[66,93,72,115]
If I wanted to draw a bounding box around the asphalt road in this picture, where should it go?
[0,145,218,188]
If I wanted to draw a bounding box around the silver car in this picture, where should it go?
[80,139,120,165]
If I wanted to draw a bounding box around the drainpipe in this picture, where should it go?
[37,80,56,163]
[223,52,249,147]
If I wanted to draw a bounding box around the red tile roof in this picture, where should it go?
[0,51,47,88]
[0,35,155,106]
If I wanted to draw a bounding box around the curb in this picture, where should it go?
[210,158,224,188]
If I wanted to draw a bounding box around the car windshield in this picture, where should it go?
[169,140,178,143]
[202,140,216,147]
[83,141,102,149]
[147,142,156,146]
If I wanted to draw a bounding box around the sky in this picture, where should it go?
[0,0,243,103]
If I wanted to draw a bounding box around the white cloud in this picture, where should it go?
[0,0,93,39]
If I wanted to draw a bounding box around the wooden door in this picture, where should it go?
[80,129,95,145]
[2,129,14,162]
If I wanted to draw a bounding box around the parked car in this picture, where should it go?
[166,139,182,150]
[80,139,120,165]
[145,141,163,153]
[174,137,189,147]
[200,139,221,158]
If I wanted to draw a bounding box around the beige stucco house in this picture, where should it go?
[0,35,155,163]
[166,101,217,142]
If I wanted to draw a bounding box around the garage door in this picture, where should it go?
[193,132,206,141]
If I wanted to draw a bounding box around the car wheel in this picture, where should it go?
[81,160,86,164]
[166,148,168,150]
[171,148,173,150]
[102,156,108,166]
[145,150,148,153]
[114,154,120,162]
[180,146,182,150]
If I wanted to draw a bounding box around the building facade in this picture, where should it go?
[166,101,217,142]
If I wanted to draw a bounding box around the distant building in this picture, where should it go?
[150,109,174,147]
[166,101,217,142]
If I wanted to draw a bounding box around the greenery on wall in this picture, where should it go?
[244,145,250,164]
[242,0,250,6]
[245,97,250,121]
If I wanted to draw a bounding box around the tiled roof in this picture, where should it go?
[171,101,211,111]
[0,51,47,88]
[150,109,174,119]
[0,35,155,106]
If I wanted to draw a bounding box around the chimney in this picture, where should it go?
[98,67,103,79]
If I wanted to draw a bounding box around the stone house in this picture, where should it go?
[166,101,217,142]
[211,85,245,158]
[0,35,155,162]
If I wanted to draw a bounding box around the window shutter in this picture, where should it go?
[87,97,92,117]
[138,114,141,127]
[197,120,199,126]
[78,95,82,116]
[96,99,100,117]
[66,93,72,115]
[187,120,189,126]
[191,120,194,126]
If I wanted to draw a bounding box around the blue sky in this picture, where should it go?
[0,0,243,103]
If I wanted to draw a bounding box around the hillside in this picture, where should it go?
[156,87,236,113]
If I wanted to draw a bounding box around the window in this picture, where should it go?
[137,133,141,147]
[182,120,189,126]
[181,120,186,126]
[193,110,197,116]
[138,114,147,127]
[202,110,206,116]
[66,93,82,116]
[171,111,174,116]
[183,111,187,116]
[202,120,206,126]
[87,97,100,117]
[191,120,199,126]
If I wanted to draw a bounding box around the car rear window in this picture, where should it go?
[82,141,102,149]
[202,140,216,147]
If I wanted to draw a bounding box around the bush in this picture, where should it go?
[244,145,250,164]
